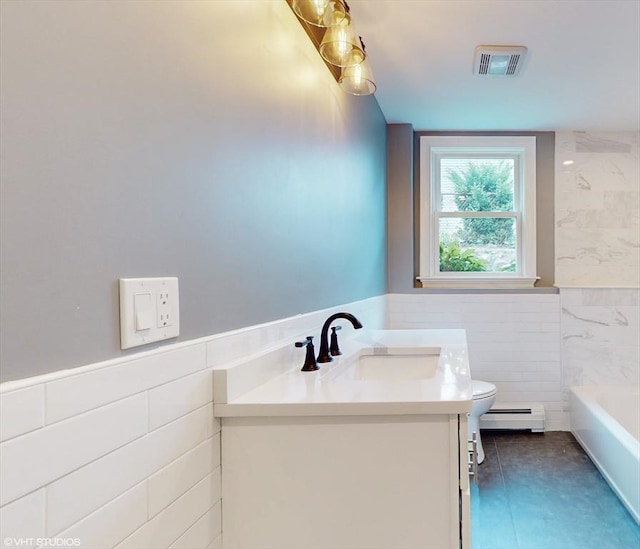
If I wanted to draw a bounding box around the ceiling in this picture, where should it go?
[348,0,640,131]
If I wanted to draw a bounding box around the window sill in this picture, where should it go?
[417,276,538,289]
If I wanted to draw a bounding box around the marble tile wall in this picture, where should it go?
[555,131,640,287]
[560,287,640,400]
[555,131,640,415]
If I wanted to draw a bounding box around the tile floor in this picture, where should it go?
[471,431,640,549]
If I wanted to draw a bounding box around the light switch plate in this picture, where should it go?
[119,277,180,349]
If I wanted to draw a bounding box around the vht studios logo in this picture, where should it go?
[3,539,80,548]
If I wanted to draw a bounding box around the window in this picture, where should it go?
[418,136,537,288]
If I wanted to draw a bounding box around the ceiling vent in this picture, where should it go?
[473,45,528,77]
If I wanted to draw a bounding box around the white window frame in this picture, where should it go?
[418,135,537,289]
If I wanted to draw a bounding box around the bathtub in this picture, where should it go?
[571,385,640,524]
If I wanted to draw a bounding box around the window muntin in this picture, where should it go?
[419,136,537,289]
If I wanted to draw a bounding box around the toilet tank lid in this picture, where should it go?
[472,380,497,397]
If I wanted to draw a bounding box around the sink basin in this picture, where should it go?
[339,347,441,381]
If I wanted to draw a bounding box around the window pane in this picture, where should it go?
[439,217,516,273]
[439,158,515,212]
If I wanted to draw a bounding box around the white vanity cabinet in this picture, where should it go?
[221,413,470,549]
[213,329,473,549]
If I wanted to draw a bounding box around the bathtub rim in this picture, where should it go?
[570,384,640,525]
[572,385,640,453]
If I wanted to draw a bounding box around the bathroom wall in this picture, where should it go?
[555,132,640,286]
[0,0,387,383]
[560,288,639,388]
[555,131,640,406]
[0,295,385,548]
[0,343,222,548]
[386,128,640,429]
[1,1,386,548]
[387,293,563,429]
[386,124,564,428]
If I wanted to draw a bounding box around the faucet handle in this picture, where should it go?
[330,326,342,356]
[295,336,319,372]
[295,336,313,348]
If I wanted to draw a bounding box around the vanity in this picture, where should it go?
[213,329,473,549]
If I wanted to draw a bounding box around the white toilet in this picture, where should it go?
[468,380,497,464]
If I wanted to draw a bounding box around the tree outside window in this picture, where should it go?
[438,159,517,273]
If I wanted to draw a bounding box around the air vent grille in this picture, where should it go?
[478,53,490,75]
[474,46,528,77]
[506,54,520,75]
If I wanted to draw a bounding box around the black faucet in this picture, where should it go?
[317,312,363,363]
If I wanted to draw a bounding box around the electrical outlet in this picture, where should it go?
[157,291,172,328]
[119,277,180,349]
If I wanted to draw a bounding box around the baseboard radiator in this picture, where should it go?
[479,402,545,432]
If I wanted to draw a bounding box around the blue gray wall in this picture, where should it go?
[0,1,387,382]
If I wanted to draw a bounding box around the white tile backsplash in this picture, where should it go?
[388,292,565,429]
[0,393,148,506]
[46,344,206,424]
[148,370,213,431]
[114,473,215,549]
[0,295,382,549]
[0,489,45,541]
[212,342,300,404]
[45,405,213,536]
[57,482,148,549]
[168,506,219,549]
[206,533,223,549]
[148,439,215,518]
[0,384,44,442]
[210,296,386,404]
[205,295,385,370]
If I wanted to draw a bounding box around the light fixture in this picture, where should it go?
[319,16,365,67]
[287,0,376,96]
[291,0,347,28]
[339,40,376,95]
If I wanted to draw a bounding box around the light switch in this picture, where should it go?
[134,292,152,331]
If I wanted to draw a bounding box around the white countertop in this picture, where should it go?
[213,329,473,417]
